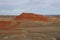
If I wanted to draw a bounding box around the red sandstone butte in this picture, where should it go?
[0,13,47,30]
[14,13,47,21]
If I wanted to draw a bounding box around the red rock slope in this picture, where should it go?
[14,13,47,21]
[0,13,47,30]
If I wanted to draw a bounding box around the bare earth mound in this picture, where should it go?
[14,13,47,21]
[0,13,60,40]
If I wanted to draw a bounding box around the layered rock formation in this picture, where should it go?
[0,13,60,40]
[14,13,47,21]
[0,13,48,30]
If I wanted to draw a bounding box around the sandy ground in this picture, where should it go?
[0,20,60,40]
[0,15,60,40]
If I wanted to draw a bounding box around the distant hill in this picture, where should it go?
[14,13,47,21]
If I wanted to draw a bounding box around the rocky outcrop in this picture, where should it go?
[14,13,47,21]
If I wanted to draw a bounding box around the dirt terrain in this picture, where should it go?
[0,13,60,40]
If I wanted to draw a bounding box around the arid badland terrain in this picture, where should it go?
[0,13,60,40]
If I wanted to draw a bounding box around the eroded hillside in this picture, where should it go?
[0,13,60,40]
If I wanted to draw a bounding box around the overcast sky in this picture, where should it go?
[0,0,60,15]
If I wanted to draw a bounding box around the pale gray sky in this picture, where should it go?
[0,0,60,15]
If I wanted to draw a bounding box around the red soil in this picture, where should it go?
[8,22,20,30]
[0,21,11,30]
[0,13,47,30]
[14,13,47,21]
[0,21,20,30]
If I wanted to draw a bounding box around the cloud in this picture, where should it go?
[0,0,60,15]
[0,0,30,6]
[47,0,60,8]
[0,9,25,15]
